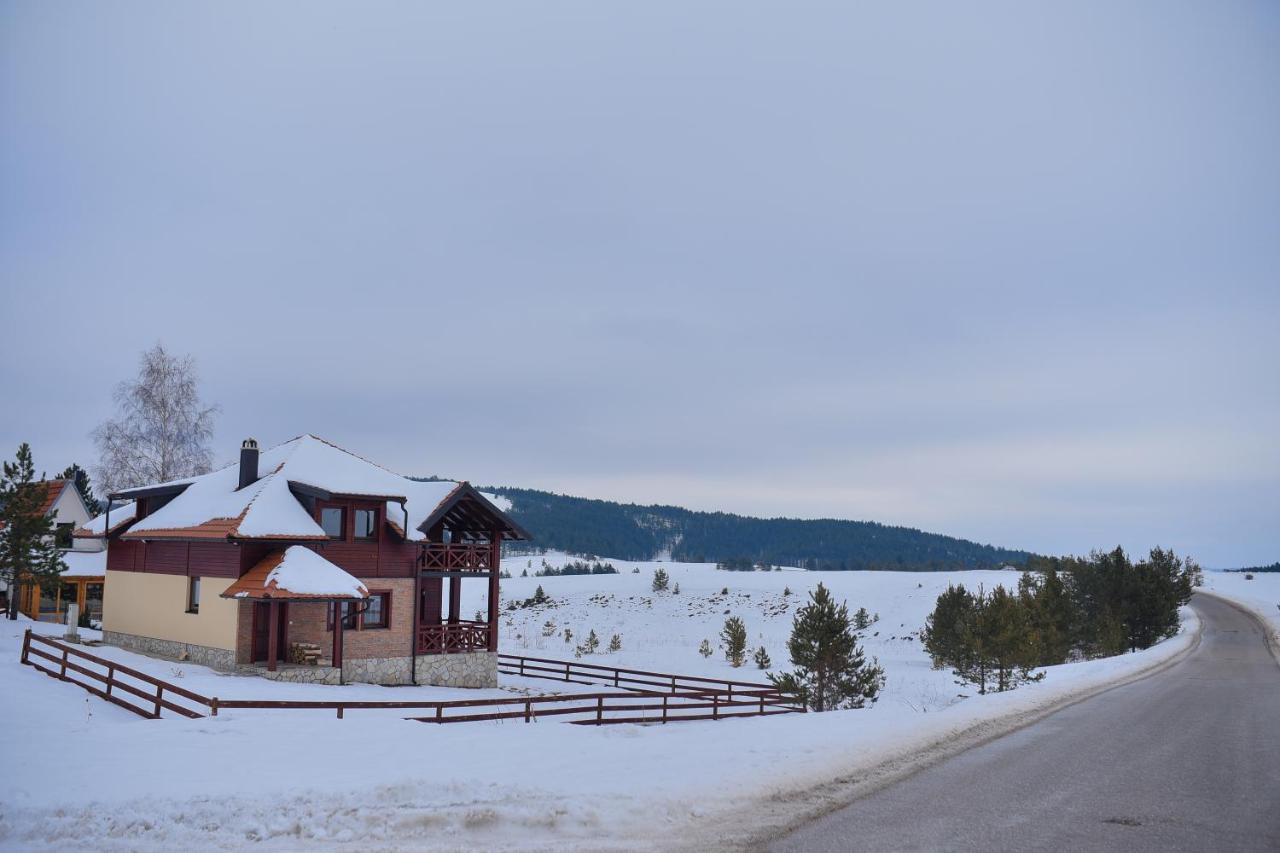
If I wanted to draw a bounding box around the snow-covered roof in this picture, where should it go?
[222,546,369,600]
[75,501,137,539]
[60,550,106,578]
[103,435,526,543]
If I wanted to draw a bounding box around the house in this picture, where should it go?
[74,435,530,687]
[3,478,106,623]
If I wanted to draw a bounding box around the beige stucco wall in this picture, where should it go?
[103,570,238,651]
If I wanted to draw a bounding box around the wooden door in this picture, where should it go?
[251,602,288,663]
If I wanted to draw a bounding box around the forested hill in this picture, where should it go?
[476,484,1031,571]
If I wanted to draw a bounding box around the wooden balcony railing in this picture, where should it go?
[417,621,493,655]
[419,543,496,572]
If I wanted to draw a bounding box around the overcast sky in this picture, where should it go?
[2,3,1277,566]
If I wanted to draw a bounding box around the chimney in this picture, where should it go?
[238,438,259,490]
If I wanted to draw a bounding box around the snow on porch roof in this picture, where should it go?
[222,546,369,601]
[109,434,526,542]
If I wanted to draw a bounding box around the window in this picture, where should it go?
[362,592,388,628]
[327,601,359,630]
[320,507,345,539]
[353,508,378,541]
[187,577,201,614]
[327,592,390,630]
[55,523,74,548]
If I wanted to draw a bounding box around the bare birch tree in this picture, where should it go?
[92,344,219,493]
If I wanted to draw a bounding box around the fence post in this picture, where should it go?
[106,665,115,697]
[670,675,676,693]
[519,658,525,677]
[596,696,604,725]
[524,699,531,723]
[614,670,619,688]
[435,705,443,723]
[59,648,68,679]
[565,662,571,682]
[759,694,764,714]
[662,694,668,724]
[211,696,218,717]
[713,694,719,720]
[20,628,31,664]
[728,683,733,701]
[337,705,344,720]
[153,685,164,719]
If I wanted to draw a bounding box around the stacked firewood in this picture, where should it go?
[287,642,323,666]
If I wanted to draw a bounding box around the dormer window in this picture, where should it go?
[353,508,378,541]
[320,507,345,539]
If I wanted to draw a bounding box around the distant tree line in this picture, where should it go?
[536,560,619,577]
[466,486,1030,571]
[922,547,1200,695]
[1227,562,1279,573]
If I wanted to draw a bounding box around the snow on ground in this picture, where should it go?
[0,557,1199,851]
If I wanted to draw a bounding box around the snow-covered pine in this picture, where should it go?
[769,583,885,712]
[721,616,747,667]
[652,567,669,592]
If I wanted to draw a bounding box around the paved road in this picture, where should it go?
[769,593,1280,853]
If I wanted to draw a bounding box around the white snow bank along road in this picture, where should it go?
[0,561,1199,851]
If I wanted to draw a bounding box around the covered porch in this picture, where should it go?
[411,485,530,656]
[223,546,370,680]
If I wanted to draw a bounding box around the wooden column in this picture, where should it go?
[447,576,461,624]
[267,600,280,672]
[488,528,501,652]
[332,604,344,670]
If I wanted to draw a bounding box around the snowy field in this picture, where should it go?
[0,556,1206,851]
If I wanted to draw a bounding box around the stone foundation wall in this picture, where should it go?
[241,664,343,685]
[343,656,413,685]
[415,651,497,688]
[104,630,236,671]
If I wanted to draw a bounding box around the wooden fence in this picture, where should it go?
[498,653,787,701]
[20,630,803,724]
[21,629,211,719]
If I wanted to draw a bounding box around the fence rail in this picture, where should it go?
[498,653,794,703]
[19,630,803,725]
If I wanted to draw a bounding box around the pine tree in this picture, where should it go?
[768,583,885,711]
[1,444,68,620]
[721,616,747,667]
[853,606,871,630]
[922,584,976,674]
[1018,568,1075,665]
[582,629,600,654]
[652,567,669,592]
[58,464,101,516]
[672,582,680,595]
[753,646,772,669]
[699,639,713,658]
[923,583,1043,694]
[608,633,622,652]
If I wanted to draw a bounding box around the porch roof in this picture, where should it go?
[222,545,369,601]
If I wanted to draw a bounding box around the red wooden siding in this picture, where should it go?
[189,542,239,578]
[105,540,239,578]
[107,540,142,572]
[143,542,187,575]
